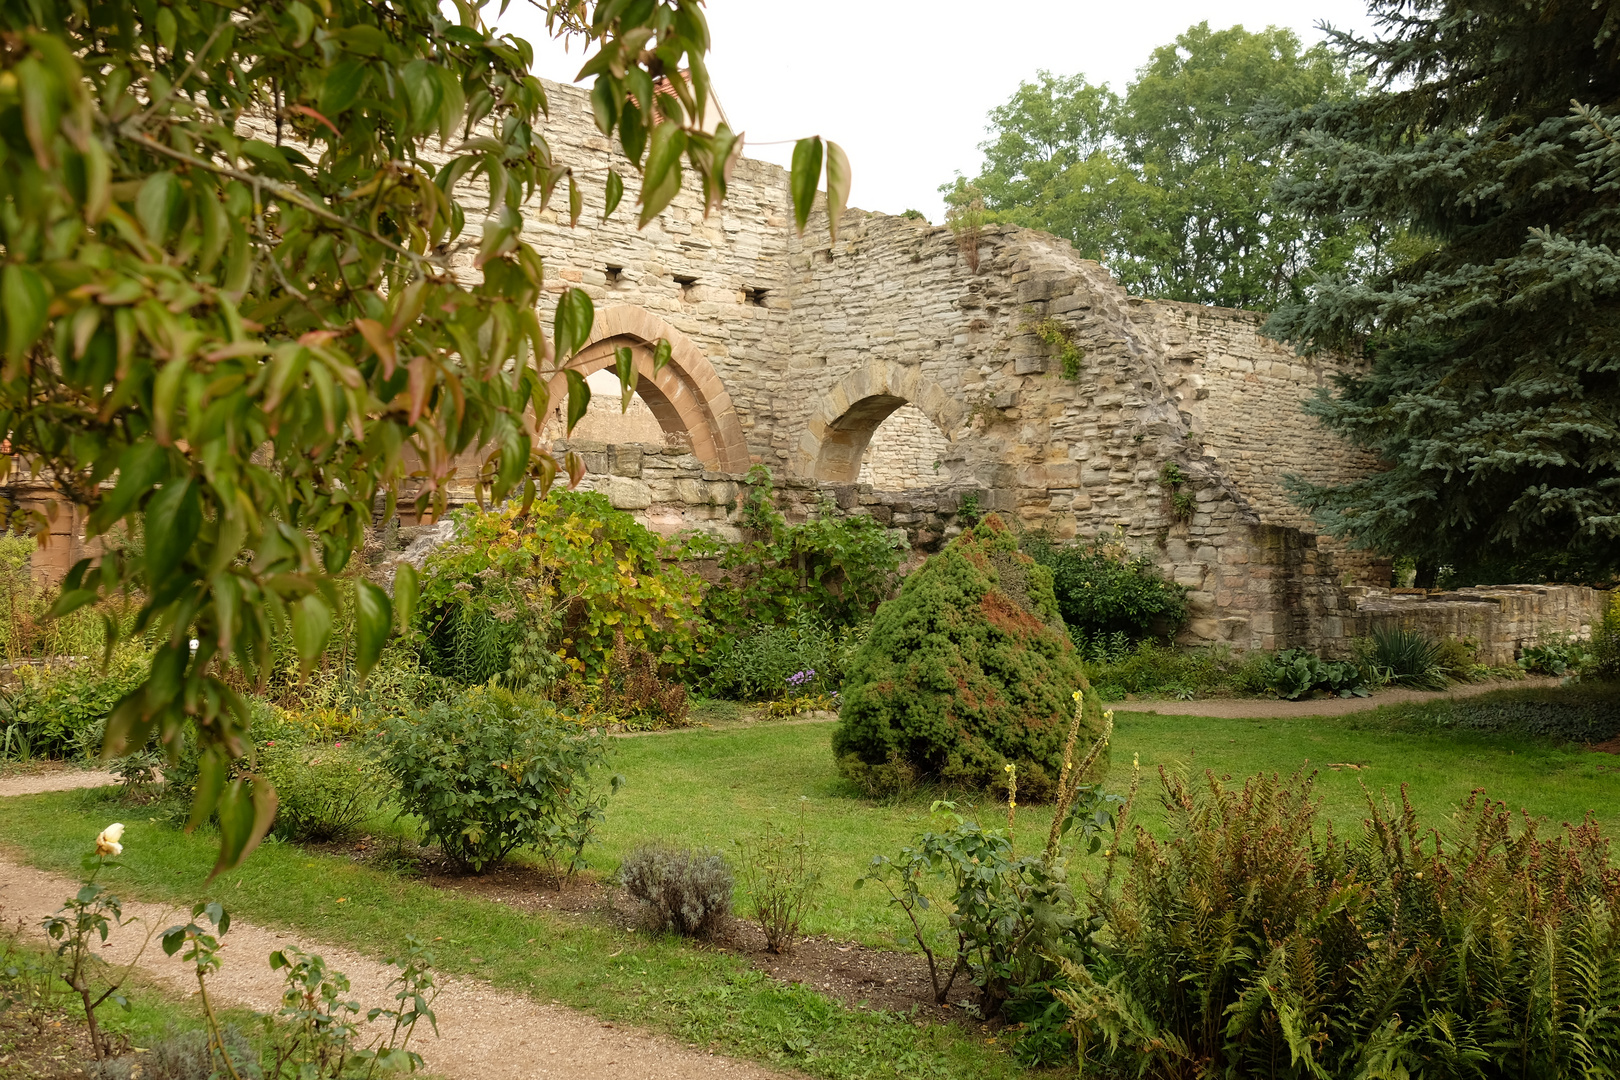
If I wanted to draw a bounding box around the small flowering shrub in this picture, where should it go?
[42,824,138,1062]
[416,494,706,683]
[383,688,618,873]
[693,610,868,701]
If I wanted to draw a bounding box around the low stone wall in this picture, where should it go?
[1329,585,1611,668]
[552,439,976,550]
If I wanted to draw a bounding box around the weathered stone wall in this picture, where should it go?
[1338,586,1610,668]
[858,404,954,489]
[518,440,1605,666]
[550,439,973,551]
[413,79,1404,653]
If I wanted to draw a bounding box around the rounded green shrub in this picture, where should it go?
[832,515,1106,799]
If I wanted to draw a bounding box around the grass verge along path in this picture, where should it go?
[0,788,1030,1080]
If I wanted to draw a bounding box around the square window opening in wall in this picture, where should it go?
[674,274,698,301]
[605,265,623,285]
[744,286,768,307]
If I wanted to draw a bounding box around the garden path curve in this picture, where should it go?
[1116,676,1559,719]
[0,774,793,1080]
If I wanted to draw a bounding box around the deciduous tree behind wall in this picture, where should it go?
[0,0,844,872]
[947,22,1361,311]
[1265,0,1620,583]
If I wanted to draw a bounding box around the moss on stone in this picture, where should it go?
[832,514,1106,799]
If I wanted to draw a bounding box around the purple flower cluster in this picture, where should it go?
[786,669,816,688]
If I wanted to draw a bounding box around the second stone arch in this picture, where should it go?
[795,360,969,484]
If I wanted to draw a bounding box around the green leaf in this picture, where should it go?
[154,7,178,51]
[1,265,49,373]
[288,1,316,47]
[187,747,225,834]
[590,74,620,135]
[790,137,824,233]
[614,345,635,412]
[209,776,277,881]
[603,169,624,221]
[355,580,391,679]
[318,60,369,117]
[144,478,201,586]
[638,121,686,226]
[568,172,583,227]
[291,594,332,671]
[564,368,590,433]
[825,140,852,242]
[151,357,188,445]
[394,563,419,635]
[552,287,594,361]
[135,172,181,244]
[652,338,672,378]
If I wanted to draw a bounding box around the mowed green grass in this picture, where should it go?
[594,688,1620,947]
[1,684,1613,1079]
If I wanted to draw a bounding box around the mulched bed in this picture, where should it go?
[336,837,982,1022]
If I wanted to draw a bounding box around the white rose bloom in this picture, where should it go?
[95,822,125,857]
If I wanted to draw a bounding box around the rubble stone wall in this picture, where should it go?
[501,440,1605,665]
[858,404,954,489]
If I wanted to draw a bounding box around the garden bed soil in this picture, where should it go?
[344,843,981,1022]
[0,1002,112,1080]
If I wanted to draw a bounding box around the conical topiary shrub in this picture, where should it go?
[833,514,1107,799]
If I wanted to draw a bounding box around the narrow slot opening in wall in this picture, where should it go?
[674,273,698,301]
[605,265,623,285]
[744,286,767,307]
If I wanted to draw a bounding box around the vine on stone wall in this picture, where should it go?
[1030,318,1087,378]
[1158,463,1196,522]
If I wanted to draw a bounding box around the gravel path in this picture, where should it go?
[0,768,118,798]
[0,774,790,1080]
[1116,677,1558,719]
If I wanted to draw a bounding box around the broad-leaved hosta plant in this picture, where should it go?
[0,0,847,873]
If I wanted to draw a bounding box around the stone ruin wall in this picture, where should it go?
[512,439,1607,667]
[6,77,1605,665]
[858,404,954,489]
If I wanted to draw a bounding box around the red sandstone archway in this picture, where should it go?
[545,306,749,473]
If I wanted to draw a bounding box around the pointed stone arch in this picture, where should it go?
[547,306,750,472]
[794,360,968,482]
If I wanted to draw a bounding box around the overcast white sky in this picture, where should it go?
[496,2,1380,224]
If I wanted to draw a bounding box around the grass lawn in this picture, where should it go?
[593,682,1620,948]
[0,682,1612,1079]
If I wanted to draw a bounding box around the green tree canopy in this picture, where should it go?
[0,0,844,872]
[947,23,1359,310]
[1266,0,1620,582]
